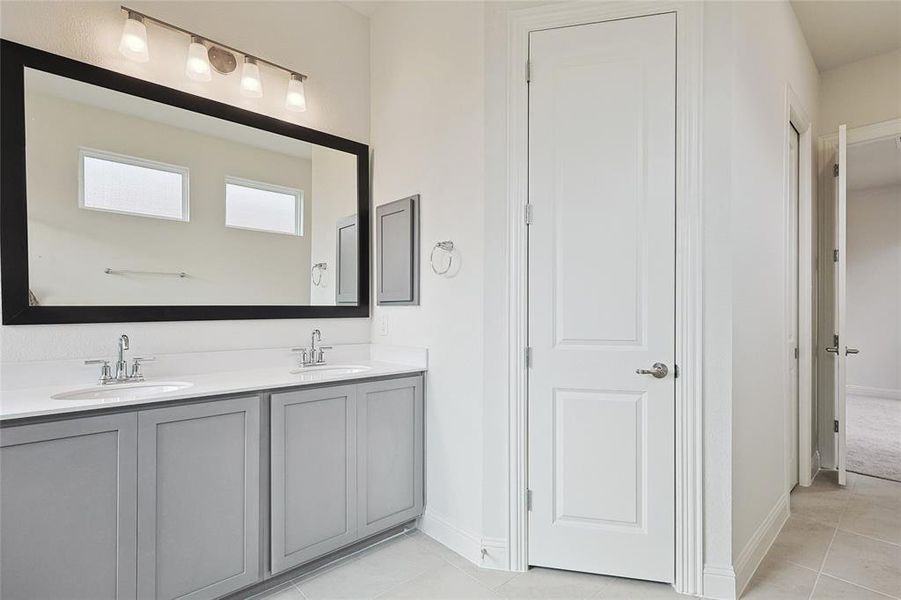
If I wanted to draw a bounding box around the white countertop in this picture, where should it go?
[0,345,427,422]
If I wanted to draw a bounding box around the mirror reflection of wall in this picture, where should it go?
[310,146,358,305]
[24,68,358,307]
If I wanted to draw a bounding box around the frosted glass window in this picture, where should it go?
[79,149,189,221]
[225,177,303,236]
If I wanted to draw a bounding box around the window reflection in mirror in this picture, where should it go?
[24,67,358,307]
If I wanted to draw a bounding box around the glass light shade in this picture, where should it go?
[185,39,211,82]
[118,14,149,62]
[285,75,306,112]
[240,58,263,98]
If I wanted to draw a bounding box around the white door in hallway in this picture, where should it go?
[832,124,849,486]
[527,13,676,582]
[789,124,800,490]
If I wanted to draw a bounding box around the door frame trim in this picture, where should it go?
[784,85,814,489]
[815,117,901,470]
[504,2,703,595]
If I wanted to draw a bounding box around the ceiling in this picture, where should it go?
[791,0,901,71]
[848,135,901,191]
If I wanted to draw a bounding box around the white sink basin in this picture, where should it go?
[52,381,193,402]
[289,364,372,379]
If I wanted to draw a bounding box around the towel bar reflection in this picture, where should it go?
[105,267,188,278]
[430,241,454,276]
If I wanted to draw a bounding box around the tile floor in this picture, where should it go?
[255,471,900,599]
[746,471,901,600]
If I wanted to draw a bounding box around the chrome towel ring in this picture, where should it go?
[430,241,454,275]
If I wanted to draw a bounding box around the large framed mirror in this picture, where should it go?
[1,40,369,324]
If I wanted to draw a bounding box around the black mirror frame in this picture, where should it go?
[0,40,369,324]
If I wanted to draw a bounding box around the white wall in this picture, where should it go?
[700,1,737,585]
[0,1,371,362]
[847,184,901,394]
[369,1,486,557]
[819,49,901,135]
[726,0,819,571]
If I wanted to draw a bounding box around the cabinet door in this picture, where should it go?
[137,397,260,600]
[271,385,357,573]
[357,376,424,537]
[1,413,138,600]
[376,195,420,305]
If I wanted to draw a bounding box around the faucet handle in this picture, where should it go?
[315,346,333,364]
[130,356,155,380]
[290,347,310,364]
[85,359,113,384]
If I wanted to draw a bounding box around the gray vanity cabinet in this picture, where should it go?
[1,373,424,600]
[356,376,424,537]
[270,385,358,573]
[0,413,138,600]
[136,397,261,600]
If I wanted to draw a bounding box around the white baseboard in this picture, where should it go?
[846,385,901,401]
[734,494,790,597]
[418,509,483,566]
[479,536,509,571]
[703,564,737,600]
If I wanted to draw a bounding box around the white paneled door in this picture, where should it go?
[789,125,801,490]
[833,124,849,486]
[527,13,676,582]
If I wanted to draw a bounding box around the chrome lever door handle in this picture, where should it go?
[825,346,839,354]
[845,347,859,355]
[636,363,668,379]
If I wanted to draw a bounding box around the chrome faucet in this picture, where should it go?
[84,334,155,384]
[291,329,332,368]
[115,334,130,381]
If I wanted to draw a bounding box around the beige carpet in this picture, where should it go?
[846,393,901,482]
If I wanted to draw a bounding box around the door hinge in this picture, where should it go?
[526,60,531,83]
[833,163,839,177]
[525,203,534,225]
[833,249,839,262]
[525,347,533,368]
[834,419,839,433]
[527,489,533,511]
[794,347,799,360]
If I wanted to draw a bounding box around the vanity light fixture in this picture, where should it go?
[118,11,149,63]
[240,57,263,98]
[185,36,212,82]
[285,73,307,112]
[117,6,308,111]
